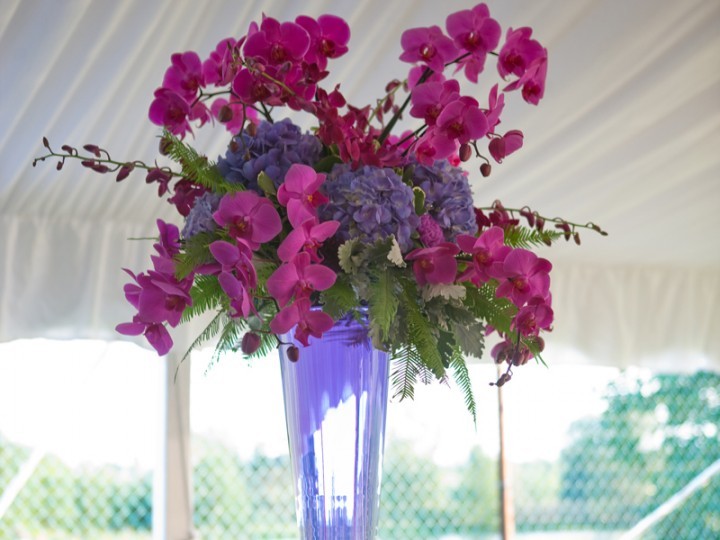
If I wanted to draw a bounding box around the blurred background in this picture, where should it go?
[1,0,718,538]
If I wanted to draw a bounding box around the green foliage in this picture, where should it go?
[449,348,477,425]
[503,225,563,248]
[368,268,400,348]
[163,131,240,194]
[390,345,426,401]
[182,274,225,322]
[175,231,216,279]
[319,272,358,320]
[463,283,516,336]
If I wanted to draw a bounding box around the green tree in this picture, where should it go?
[560,371,720,537]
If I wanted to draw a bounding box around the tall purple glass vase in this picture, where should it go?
[279,312,390,539]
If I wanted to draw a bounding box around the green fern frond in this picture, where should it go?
[503,226,563,249]
[390,346,424,401]
[175,231,216,279]
[174,311,226,382]
[320,273,359,320]
[368,268,400,344]
[463,284,516,335]
[400,280,445,380]
[449,349,477,426]
[181,275,225,322]
[204,317,247,374]
[163,131,241,194]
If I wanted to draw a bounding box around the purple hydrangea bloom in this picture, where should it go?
[411,160,478,241]
[321,165,419,252]
[182,192,222,238]
[217,118,323,192]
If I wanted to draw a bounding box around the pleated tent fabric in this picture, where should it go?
[1,0,718,368]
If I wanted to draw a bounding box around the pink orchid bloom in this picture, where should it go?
[457,226,511,284]
[511,296,554,336]
[296,14,350,70]
[117,318,174,356]
[278,218,340,262]
[211,97,259,134]
[213,191,282,250]
[407,65,445,89]
[202,38,242,86]
[446,3,501,82]
[488,130,524,163]
[243,16,310,65]
[409,79,460,126]
[484,84,505,132]
[400,25,459,73]
[162,51,204,101]
[209,240,258,318]
[270,299,335,347]
[406,242,460,286]
[277,164,329,223]
[436,97,489,144]
[153,220,182,259]
[497,27,546,79]
[266,252,336,307]
[414,129,457,165]
[495,248,552,307]
[148,88,191,137]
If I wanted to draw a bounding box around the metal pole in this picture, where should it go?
[497,364,515,540]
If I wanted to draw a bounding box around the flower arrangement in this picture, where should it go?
[35,4,605,419]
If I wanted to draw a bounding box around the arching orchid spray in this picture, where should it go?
[35,4,605,416]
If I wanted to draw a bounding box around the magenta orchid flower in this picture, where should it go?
[277,164,329,224]
[446,3,501,82]
[484,84,505,132]
[148,88,191,137]
[117,318,174,356]
[278,218,340,262]
[457,226,511,284]
[495,248,552,307]
[296,14,350,70]
[400,25,458,73]
[213,191,282,250]
[414,129,457,165]
[488,130,524,163]
[243,16,310,65]
[409,79,460,126]
[209,240,258,318]
[436,97,489,144]
[270,298,335,346]
[266,252,337,307]
[202,38,242,86]
[497,27,546,79]
[511,297,554,336]
[162,52,204,101]
[406,242,460,285]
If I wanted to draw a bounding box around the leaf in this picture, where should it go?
[390,346,424,401]
[400,279,445,379]
[163,131,241,194]
[181,274,225,322]
[463,283,516,335]
[450,318,486,360]
[174,311,226,382]
[320,273,358,320]
[313,154,343,173]
[449,349,477,426]
[368,268,400,346]
[503,225,563,249]
[257,171,276,196]
[175,231,216,279]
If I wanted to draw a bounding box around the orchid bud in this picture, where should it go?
[218,105,233,123]
[116,163,135,182]
[42,137,50,149]
[241,332,262,355]
[83,144,101,157]
[287,345,300,362]
[480,163,492,177]
[159,137,172,156]
[459,143,472,162]
[574,232,581,245]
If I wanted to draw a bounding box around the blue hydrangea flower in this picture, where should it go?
[217,118,323,192]
[182,192,222,239]
[321,165,419,252]
[411,160,478,241]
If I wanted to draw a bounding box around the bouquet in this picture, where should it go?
[35,4,605,419]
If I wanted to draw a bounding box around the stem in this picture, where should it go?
[33,151,188,180]
[478,204,608,235]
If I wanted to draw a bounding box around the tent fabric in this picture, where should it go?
[1,0,719,368]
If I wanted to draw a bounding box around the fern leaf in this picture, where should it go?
[400,280,445,379]
[503,226,563,249]
[182,274,225,322]
[163,131,240,194]
[463,284,516,335]
[368,268,400,344]
[449,349,477,426]
[390,346,423,401]
[320,273,358,320]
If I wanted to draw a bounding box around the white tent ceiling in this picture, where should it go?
[1,0,718,367]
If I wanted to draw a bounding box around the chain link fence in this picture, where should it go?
[1,345,718,540]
